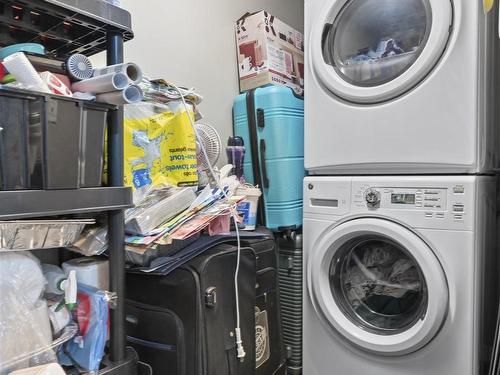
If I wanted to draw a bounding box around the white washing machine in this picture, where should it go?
[305,0,500,174]
[303,176,499,375]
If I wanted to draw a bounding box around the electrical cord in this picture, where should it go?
[170,83,246,362]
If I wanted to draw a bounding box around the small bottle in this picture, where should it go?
[42,264,77,310]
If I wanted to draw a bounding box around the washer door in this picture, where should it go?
[308,218,448,355]
[311,0,453,103]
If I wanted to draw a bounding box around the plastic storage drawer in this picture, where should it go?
[0,87,112,190]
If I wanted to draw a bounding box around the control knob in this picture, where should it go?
[365,188,381,207]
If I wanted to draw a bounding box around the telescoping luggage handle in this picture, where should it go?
[245,88,267,226]
[257,109,269,188]
[259,139,269,188]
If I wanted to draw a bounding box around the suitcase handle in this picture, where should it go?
[260,139,269,188]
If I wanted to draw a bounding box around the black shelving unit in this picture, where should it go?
[0,1,137,373]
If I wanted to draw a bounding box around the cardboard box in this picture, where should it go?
[235,11,304,94]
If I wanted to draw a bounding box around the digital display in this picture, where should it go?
[391,194,416,205]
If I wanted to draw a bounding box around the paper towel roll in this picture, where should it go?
[96,85,143,105]
[8,363,65,375]
[93,62,142,84]
[71,72,129,94]
[62,257,109,290]
[0,253,45,309]
[2,52,49,93]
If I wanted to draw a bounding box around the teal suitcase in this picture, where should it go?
[233,85,304,231]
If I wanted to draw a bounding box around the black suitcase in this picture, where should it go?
[276,231,303,374]
[125,244,257,375]
[239,231,286,375]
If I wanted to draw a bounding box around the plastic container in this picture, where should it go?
[0,43,45,61]
[0,87,112,190]
[80,103,108,188]
[236,186,262,230]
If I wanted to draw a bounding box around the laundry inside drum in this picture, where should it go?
[330,236,428,334]
[322,0,432,87]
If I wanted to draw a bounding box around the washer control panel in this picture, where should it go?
[364,188,381,207]
[355,186,450,212]
[304,177,485,231]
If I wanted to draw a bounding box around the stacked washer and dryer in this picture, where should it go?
[304,0,500,374]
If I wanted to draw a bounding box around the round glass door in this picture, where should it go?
[331,235,427,334]
[323,0,432,87]
[311,0,453,103]
[308,218,448,355]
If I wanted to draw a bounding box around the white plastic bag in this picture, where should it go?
[0,253,56,374]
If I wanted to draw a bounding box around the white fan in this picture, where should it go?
[195,123,221,171]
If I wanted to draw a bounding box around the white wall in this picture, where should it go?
[93,0,304,165]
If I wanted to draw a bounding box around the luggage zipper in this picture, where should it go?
[127,336,177,351]
[126,299,186,374]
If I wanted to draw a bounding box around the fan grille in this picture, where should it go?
[195,123,221,171]
[66,54,93,81]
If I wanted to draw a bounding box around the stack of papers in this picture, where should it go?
[125,187,196,235]
[125,186,243,247]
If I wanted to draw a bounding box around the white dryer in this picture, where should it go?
[305,0,500,174]
[303,176,498,375]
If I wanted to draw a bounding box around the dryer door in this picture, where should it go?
[311,0,453,103]
[308,218,448,355]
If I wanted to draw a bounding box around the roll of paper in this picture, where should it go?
[93,62,142,84]
[40,72,72,97]
[71,72,129,94]
[2,52,50,93]
[62,257,109,290]
[96,85,143,105]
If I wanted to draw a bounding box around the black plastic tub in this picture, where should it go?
[0,87,113,190]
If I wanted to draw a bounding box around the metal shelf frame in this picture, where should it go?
[0,0,136,373]
[0,0,133,58]
[0,187,132,220]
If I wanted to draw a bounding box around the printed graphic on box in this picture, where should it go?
[236,11,304,94]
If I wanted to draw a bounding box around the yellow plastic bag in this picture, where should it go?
[123,102,198,202]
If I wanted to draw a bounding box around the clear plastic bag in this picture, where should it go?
[0,253,55,374]
[0,220,95,252]
[58,284,111,374]
[70,226,108,257]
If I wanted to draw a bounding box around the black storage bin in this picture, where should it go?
[80,103,108,188]
[0,87,111,190]
[0,90,43,190]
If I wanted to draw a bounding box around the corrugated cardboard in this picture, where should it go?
[235,11,304,94]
